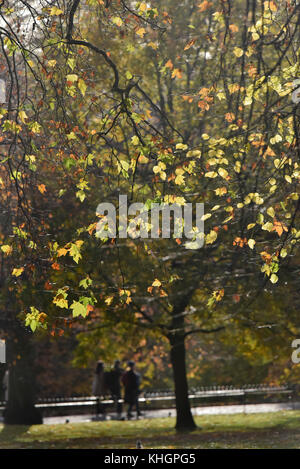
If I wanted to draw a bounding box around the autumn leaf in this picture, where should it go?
[112,17,123,27]
[136,28,146,38]
[19,110,28,123]
[198,1,212,12]
[165,59,173,70]
[70,301,88,318]
[184,39,196,50]
[248,239,256,249]
[38,184,46,194]
[233,47,244,57]
[270,273,278,284]
[272,220,288,237]
[50,6,63,15]
[152,278,162,287]
[225,112,235,122]
[105,296,114,306]
[171,68,182,79]
[78,78,87,96]
[12,267,24,277]
[1,245,12,255]
[57,247,68,257]
[206,230,218,244]
[229,24,239,33]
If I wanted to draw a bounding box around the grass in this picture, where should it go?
[1,410,300,449]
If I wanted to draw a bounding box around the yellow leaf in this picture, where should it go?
[206,230,217,245]
[66,74,78,83]
[218,168,228,179]
[78,78,87,96]
[112,17,123,27]
[175,174,185,185]
[215,187,227,196]
[139,2,148,12]
[264,1,277,12]
[270,274,278,284]
[233,47,244,57]
[152,279,162,287]
[136,28,146,38]
[262,222,273,231]
[176,143,188,150]
[205,171,217,178]
[1,245,12,255]
[148,42,158,50]
[267,207,275,218]
[50,6,63,16]
[105,296,114,305]
[285,175,292,183]
[19,110,28,123]
[12,267,24,277]
[248,239,256,249]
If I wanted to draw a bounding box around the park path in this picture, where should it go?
[42,400,300,425]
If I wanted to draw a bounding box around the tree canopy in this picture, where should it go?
[0,0,300,429]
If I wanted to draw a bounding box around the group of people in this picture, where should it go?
[92,359,142,419]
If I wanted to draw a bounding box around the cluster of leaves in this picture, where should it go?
[0,1,299,399]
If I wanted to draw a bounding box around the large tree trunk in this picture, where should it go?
[169,333,196,431]
[4,326,42,425]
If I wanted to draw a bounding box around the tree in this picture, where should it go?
[0,0,299,429]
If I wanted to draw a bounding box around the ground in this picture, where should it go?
[0,410,300,449]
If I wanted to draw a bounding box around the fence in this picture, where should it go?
[1,384,297,417]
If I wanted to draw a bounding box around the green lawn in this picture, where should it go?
[1,411,300,449]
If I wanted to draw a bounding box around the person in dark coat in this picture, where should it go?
[121,360,142,419]
[109,360,124,416]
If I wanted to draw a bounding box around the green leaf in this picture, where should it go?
[70,301,88,318]
[79,277,92,289]
[69,241,83,263]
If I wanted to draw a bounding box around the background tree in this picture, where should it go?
[0,0,299,429]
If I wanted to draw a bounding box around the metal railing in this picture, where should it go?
[1,383,295,409]
[0,384,297,417]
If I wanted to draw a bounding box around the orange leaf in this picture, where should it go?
[198,1,212,12]
[184,39,196,50]
[225,112,235,122]
[171,68,182,79]
[229,24,239,33]
[57,248,68,257]
[165,59,173,70]
[272,219,288,237]
[38,184,47,194]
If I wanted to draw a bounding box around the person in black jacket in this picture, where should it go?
[108,360,124,416]
[121,360,142,419]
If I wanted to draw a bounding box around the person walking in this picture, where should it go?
[92,361,107,418]
[109,360,124,417]
[121,360,142,419]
